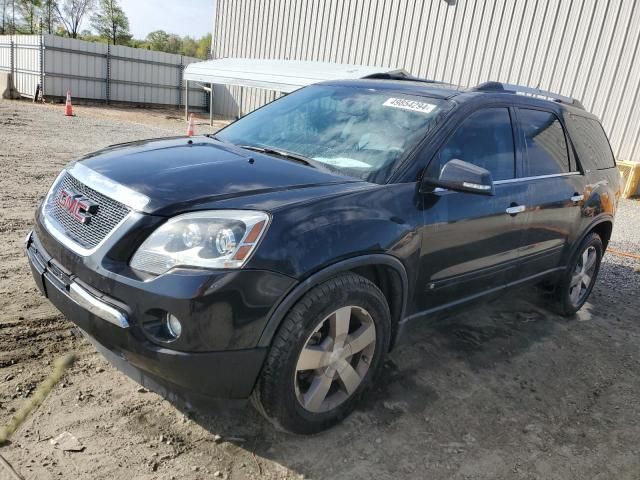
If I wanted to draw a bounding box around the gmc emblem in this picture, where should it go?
[56,188,99,224]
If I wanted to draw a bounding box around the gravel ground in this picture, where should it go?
[1,98,639,480]
[610,199,640,265]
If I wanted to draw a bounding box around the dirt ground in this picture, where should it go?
[1,98,639,480]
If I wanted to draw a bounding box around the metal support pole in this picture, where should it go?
[209,83,214,126]
[106,44,111,104]
[10,40,14,79]
[238,87,243,119]
[185,80,189,121]
[177,56,183,108]
[39,26,45,101]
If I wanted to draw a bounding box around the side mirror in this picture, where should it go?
[422,159,495,195]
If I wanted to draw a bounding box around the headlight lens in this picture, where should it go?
[130,210,270,275]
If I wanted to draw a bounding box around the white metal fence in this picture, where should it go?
[212,0,640,163]
[0,34,207,108]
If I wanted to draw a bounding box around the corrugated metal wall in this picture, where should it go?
[44,35,106,100]
[212,0,640,163]
[0,34,206,108]
[0,35,42,98]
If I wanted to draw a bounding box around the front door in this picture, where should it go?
[415,106,531,312]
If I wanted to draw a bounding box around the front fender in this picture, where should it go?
[248,183,423,279]
[248,183,424,348]
[256,254,409,348]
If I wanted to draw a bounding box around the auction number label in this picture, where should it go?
[383,97,437,114]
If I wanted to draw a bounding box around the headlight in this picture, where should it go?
[130,210,270,275]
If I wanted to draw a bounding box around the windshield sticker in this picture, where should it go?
[383,97,437,114]
[313,157,371,169]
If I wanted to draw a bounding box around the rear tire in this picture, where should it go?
[551,232,603,316]
[251,273,391,434]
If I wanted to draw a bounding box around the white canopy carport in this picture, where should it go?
[182,58,407,123]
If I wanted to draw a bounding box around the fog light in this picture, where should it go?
[164,313,182,339]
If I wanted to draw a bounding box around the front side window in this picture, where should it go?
[216,85,450,183]
[436,107,516,181]
[519,109,570,176]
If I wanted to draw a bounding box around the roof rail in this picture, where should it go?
[363,71,454,86]
[472,81,585,109]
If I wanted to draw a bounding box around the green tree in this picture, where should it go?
[17,0,41,33]
[181,35,197,57]
[195,33,211,59]
[56,0,94,38]
[146,30,170,52]
[1,0,19,34]
[165,33,181,54]
[0,0,7,34]
[127,37,146,49]
[90,0,129,45]
[39,0,58,33]
[144,31,211,59]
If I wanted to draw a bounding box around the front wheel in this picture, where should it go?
[551,232,603,316]
[251,273,391,434]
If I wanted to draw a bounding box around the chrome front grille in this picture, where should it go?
[45,171,131,250]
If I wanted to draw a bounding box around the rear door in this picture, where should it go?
[415,106,532,312]
[513,107,587,278]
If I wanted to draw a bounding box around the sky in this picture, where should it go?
[117,0,214,39]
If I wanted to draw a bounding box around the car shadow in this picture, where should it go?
[175,285,580,479]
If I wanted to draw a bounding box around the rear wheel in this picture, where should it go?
[551,232,603,316]
[251,273,391,434]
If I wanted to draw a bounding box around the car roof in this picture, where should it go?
[317,78,590,116]
[316,78,463,100]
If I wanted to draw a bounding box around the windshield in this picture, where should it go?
[215,85,449,183]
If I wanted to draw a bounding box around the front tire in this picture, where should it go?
[551,232,603,316]
[252,273,391,434]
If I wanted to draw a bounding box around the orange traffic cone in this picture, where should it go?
[186,113,195,136]
[65,89,73,116]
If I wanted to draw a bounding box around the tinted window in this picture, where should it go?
[438,108,515,181]
[519,109,570,176]
[568,115,616,169]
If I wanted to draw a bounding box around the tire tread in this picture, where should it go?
[252,272,390,433]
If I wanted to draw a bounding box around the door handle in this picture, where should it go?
[506,205,526,215]
[570,194,584,203]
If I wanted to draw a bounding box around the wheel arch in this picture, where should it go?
[590,219,613,250]
[257,254,409,350]
[567,216,613,264]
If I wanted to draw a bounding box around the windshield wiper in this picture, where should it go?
[207,134,227,143]
[238,145,318,168]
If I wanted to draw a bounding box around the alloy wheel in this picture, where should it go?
[569,245,597,306]
[294,306,377,413]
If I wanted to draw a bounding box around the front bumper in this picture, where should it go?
[26,230,292,402]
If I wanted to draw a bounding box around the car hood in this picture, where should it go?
[73,136,363,214]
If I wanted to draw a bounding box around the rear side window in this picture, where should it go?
[519,109,570,176]
[437,107,515,181]
[568,115,616,169]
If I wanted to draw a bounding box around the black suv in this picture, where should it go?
[27,78,620,433]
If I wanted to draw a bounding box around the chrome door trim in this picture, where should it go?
[494,171,581,185]
[435,172,582,192]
